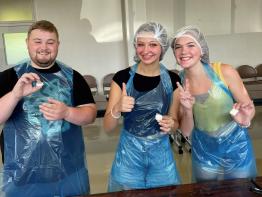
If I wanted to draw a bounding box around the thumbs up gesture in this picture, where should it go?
[177,79,195,110]
[118,83,135,112]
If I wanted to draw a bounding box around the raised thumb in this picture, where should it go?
[122,82,127,96]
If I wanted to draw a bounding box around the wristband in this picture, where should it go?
[110,108,121,119]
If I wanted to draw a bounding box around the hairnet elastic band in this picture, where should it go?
[135,32,161,43]
[174,34,203,55]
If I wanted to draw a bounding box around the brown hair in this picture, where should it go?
[27,20,59,39]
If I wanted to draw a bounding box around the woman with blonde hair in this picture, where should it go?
[104,22,181,191]
[172,25,257,182]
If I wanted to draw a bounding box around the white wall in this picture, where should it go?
[131,0,262,69]
[207,32,262,67]
[34,0,127,93]
[33,0,262,72]
[1,0,262,91]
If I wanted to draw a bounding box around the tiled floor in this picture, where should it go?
[84,105,262,194]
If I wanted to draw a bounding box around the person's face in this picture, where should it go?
[135,36,162,65]
[173,36,201,69]
[26,29,59,69]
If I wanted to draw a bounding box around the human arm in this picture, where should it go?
[221,64,255,126]
[39,70,97,126]
[158,72,194,135]
[39,98,96,125]
[159,77,195,136]
[158,91,180,134]
[0,73,42,124]
[103,82,135,133]
[155,70,182,134]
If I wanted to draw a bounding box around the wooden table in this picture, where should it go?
[78,177,262,197]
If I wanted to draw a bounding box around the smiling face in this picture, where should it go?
[173,36,202,69]
[26,29,59,69]
[135,35,162,65]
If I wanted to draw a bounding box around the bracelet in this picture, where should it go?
[110,108,121,119]
[240,121,251,128]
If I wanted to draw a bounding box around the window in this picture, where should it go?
[0,0,34,22]
[3,32,29,65]
[0,0,34,69]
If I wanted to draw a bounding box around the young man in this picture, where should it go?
[0,20,97,197]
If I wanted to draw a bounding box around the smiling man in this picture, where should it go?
[0,20,97,197]
[27,23,59,69]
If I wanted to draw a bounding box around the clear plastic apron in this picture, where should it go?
[2,60,89,197]
[108,64,181,192]
[180,63,257,182]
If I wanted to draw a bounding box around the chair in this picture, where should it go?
[236,65,262,100]
[236,65,257,82]
[255,64,262,80]
[170,129,191,154]
[102,73,115,100]
[83,75,98,96]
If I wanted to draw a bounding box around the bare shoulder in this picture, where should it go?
[219,63,244,90]
[220,63,240,79]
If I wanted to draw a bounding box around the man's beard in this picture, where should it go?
[35,58,53,68]
[34,51,55,68]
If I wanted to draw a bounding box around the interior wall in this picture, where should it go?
[130,0,262,69]
[31,0,262,72]
[1,0,262,91]
[34,0,127,93]
[207,32,262,67]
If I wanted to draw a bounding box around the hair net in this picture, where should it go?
[133,22,169,62]
[171,26,210,64]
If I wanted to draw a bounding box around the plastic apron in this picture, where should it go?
[108,64,181,192]
[180,63,257,182]
[1,60,89,197]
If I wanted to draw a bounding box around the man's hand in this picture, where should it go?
[39,98,69,120]
[11,73,42,100]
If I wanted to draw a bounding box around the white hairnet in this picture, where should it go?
[133,22,169,63]
[171,26,210,64]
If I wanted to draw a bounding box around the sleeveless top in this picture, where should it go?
[180,62,234,133]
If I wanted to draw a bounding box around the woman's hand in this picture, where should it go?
[157,115,175,134]
[231,101,254,127]
[177,79,195,111]
[112,83,135,116]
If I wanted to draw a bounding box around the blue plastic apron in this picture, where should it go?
[108,64,181,192]
[2,60,89,196]
[180,63,257,182]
